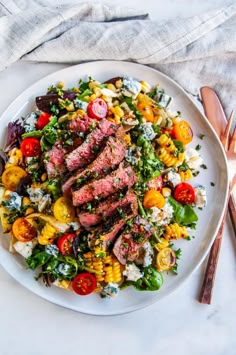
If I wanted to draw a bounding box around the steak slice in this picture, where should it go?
[65,120,117,171]
[113,216,153,265]
[78,190,137,229]
[68,114,97,134]
[62,133,126,195]
[89,205,136,249]
[44,142,67,179]
[72,163,137,206]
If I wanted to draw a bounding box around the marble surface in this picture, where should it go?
[0,1,235,355]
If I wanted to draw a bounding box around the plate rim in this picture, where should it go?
[0,60,229,315]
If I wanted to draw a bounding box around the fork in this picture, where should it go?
[199,111,236,304]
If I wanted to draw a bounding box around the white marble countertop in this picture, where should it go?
[0,1,235,355]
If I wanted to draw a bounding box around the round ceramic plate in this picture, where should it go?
[0,61,228,315]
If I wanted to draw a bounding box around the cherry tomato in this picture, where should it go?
[20,138,41,157]
[53,196,75,223]
[147,176,163,191]
[172,120,193,145]
[57,233,76,255]
[161,128,175,138]
[1,166,27,191]
[12,217,37,242]
[72,273,97,295]
[143,189,166,209]
[174,182,195,204]
[87,98,108,120]
[137,103,154,122]
[36,112,51,130]
[156,247,176,271]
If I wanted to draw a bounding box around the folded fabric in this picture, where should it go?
[0,0,235,114]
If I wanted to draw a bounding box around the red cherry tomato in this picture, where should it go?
[161,128,175,138]
[36,112,51,130]
[20,138,41,157]
[72,273,97,295]
[87,98,108,120]
[147,176,163,191]
[57,233,76,255]
[174,182,195,205]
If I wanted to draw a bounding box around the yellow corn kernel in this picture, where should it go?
[22,197,31,207]
[162,187,172,197]
[93,87,102,97]
[89,94,97,102]
[175,152,185,167]
[41,173,47,182]
[25,207,35,216]
[88,81,101,89]
[54,280,71,289]
[76,109,86,117]
[124,134,131,146]
[165,223,188,240]
[140,80,151,93]
[155,238,169,251]
[107,83,116,92]
[110,106,124,118]
[115,79,123,88]
[38,223,57,245]
[83,96,90,101]
[179,169,193,181]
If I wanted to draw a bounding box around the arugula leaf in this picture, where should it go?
[168,197,198,225]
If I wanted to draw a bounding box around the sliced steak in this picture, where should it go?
[65,120,117,171]
[89,205,136,249]
[67,114,97,134]
[62,132,126,194]
[44,142,67,179]
[72,163,137,206]
[78,190,137,229]
[113,216,153,265]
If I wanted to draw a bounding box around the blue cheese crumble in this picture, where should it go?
[166,170,181,188]
[57,263,71,276]
[122,76,141,99]
[5,192,22,211]
[100,283,119,298]
[14,239,37,258]
[27,186,45,203]
[73,98,88,111]
[23,112,38,132]
[194,185,207,208]
[140,122,156,141]
[45,244,59,257]
[125,146,141,165]
[123,263,143,281]
[155,91,172,108]
[150,201,174,226]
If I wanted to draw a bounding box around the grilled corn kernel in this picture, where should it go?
[22,197,31,206]
[140,80,151,93]
[110,106,124,118]
[89,94,97,102]
[107,83,116,92]
[93,87,102,97]
[25,207,35,216]
[88,81,100,89]
[155,238,169,251]
[162,187,172,197]
[115,79,123,88]
[41,173,47,182]
[124,134,131,146]
[57,81,65,88]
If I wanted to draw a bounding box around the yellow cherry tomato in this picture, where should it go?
[172,120,193,145]
[53,196,75,223]
[12,217,37,242]
[143,189,166,209]
[137,103,154,122]
[2,166,27,191]
[156,247,176,271]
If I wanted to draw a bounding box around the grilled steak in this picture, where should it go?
[68,114,97,134]
[65,120,117,171]
[72,163,137,206]
[113,216,153,265]
[44,142,66,179]
[62,133,126,194]
[78,190,137,229]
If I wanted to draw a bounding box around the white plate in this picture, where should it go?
[0,61,228,315]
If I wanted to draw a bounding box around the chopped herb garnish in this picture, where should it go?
[199,134,205,140]
[200,164,207,169]
[210,182,215,186]
[195,144,201,151]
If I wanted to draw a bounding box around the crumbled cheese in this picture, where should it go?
[38,194,51,212]
[122,76,141,99]
[68,221,80,231]
[123,263,143,282]
[5,192,22,211]
[57,263,70,276]
[142,242,153,267]
[27,186,45,203]
[26,157,40,171]
[73,98,88,111]
[23,112,37,132]
[125,146,141,165]
[155,92,172,108]
[194,185,207,208]
[166,170,181,187]
[100,283,119,298]
[150,201,174,226]
[185,148,203,170]
[45,244,59,257]
[14,239,37,258]
[140,122,156,141]
[100,88,117,97]
[166,109,180,120]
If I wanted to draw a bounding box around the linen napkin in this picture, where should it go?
[0,0,235,115]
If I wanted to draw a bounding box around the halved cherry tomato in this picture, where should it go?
[53,196,75,223]
[12,217,37,242]
[87,98,108,120]
[143,189,166,209]
[174,182,195,204]
[156,247,176,271]
[20,138,41,157]
[2,166,27,191]
[147,176,163,191]
[36,112,51,130]
[72,273,97,295]
[172,120,193,145]
[161,128,175,138]
[137,103,154,122]
[57,233,76,255]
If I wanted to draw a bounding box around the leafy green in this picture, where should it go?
[26,245,51,270]
[133,266,163,291]
[45,179,62,200]
[168,197,198,225]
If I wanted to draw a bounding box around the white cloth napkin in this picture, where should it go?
[0,1,235,115]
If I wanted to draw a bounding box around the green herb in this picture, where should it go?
[192,171,200,177]
[173,139,183,152]
[210,182,215,186]
[178,162,190,171]
[195,144,201,151]
[200,164,207,170]
[86,203,92,212]
[50,105,59,115]
[168,197,198,226]
[199,134,205,140]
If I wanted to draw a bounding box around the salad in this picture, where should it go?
[0,76,207,298]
